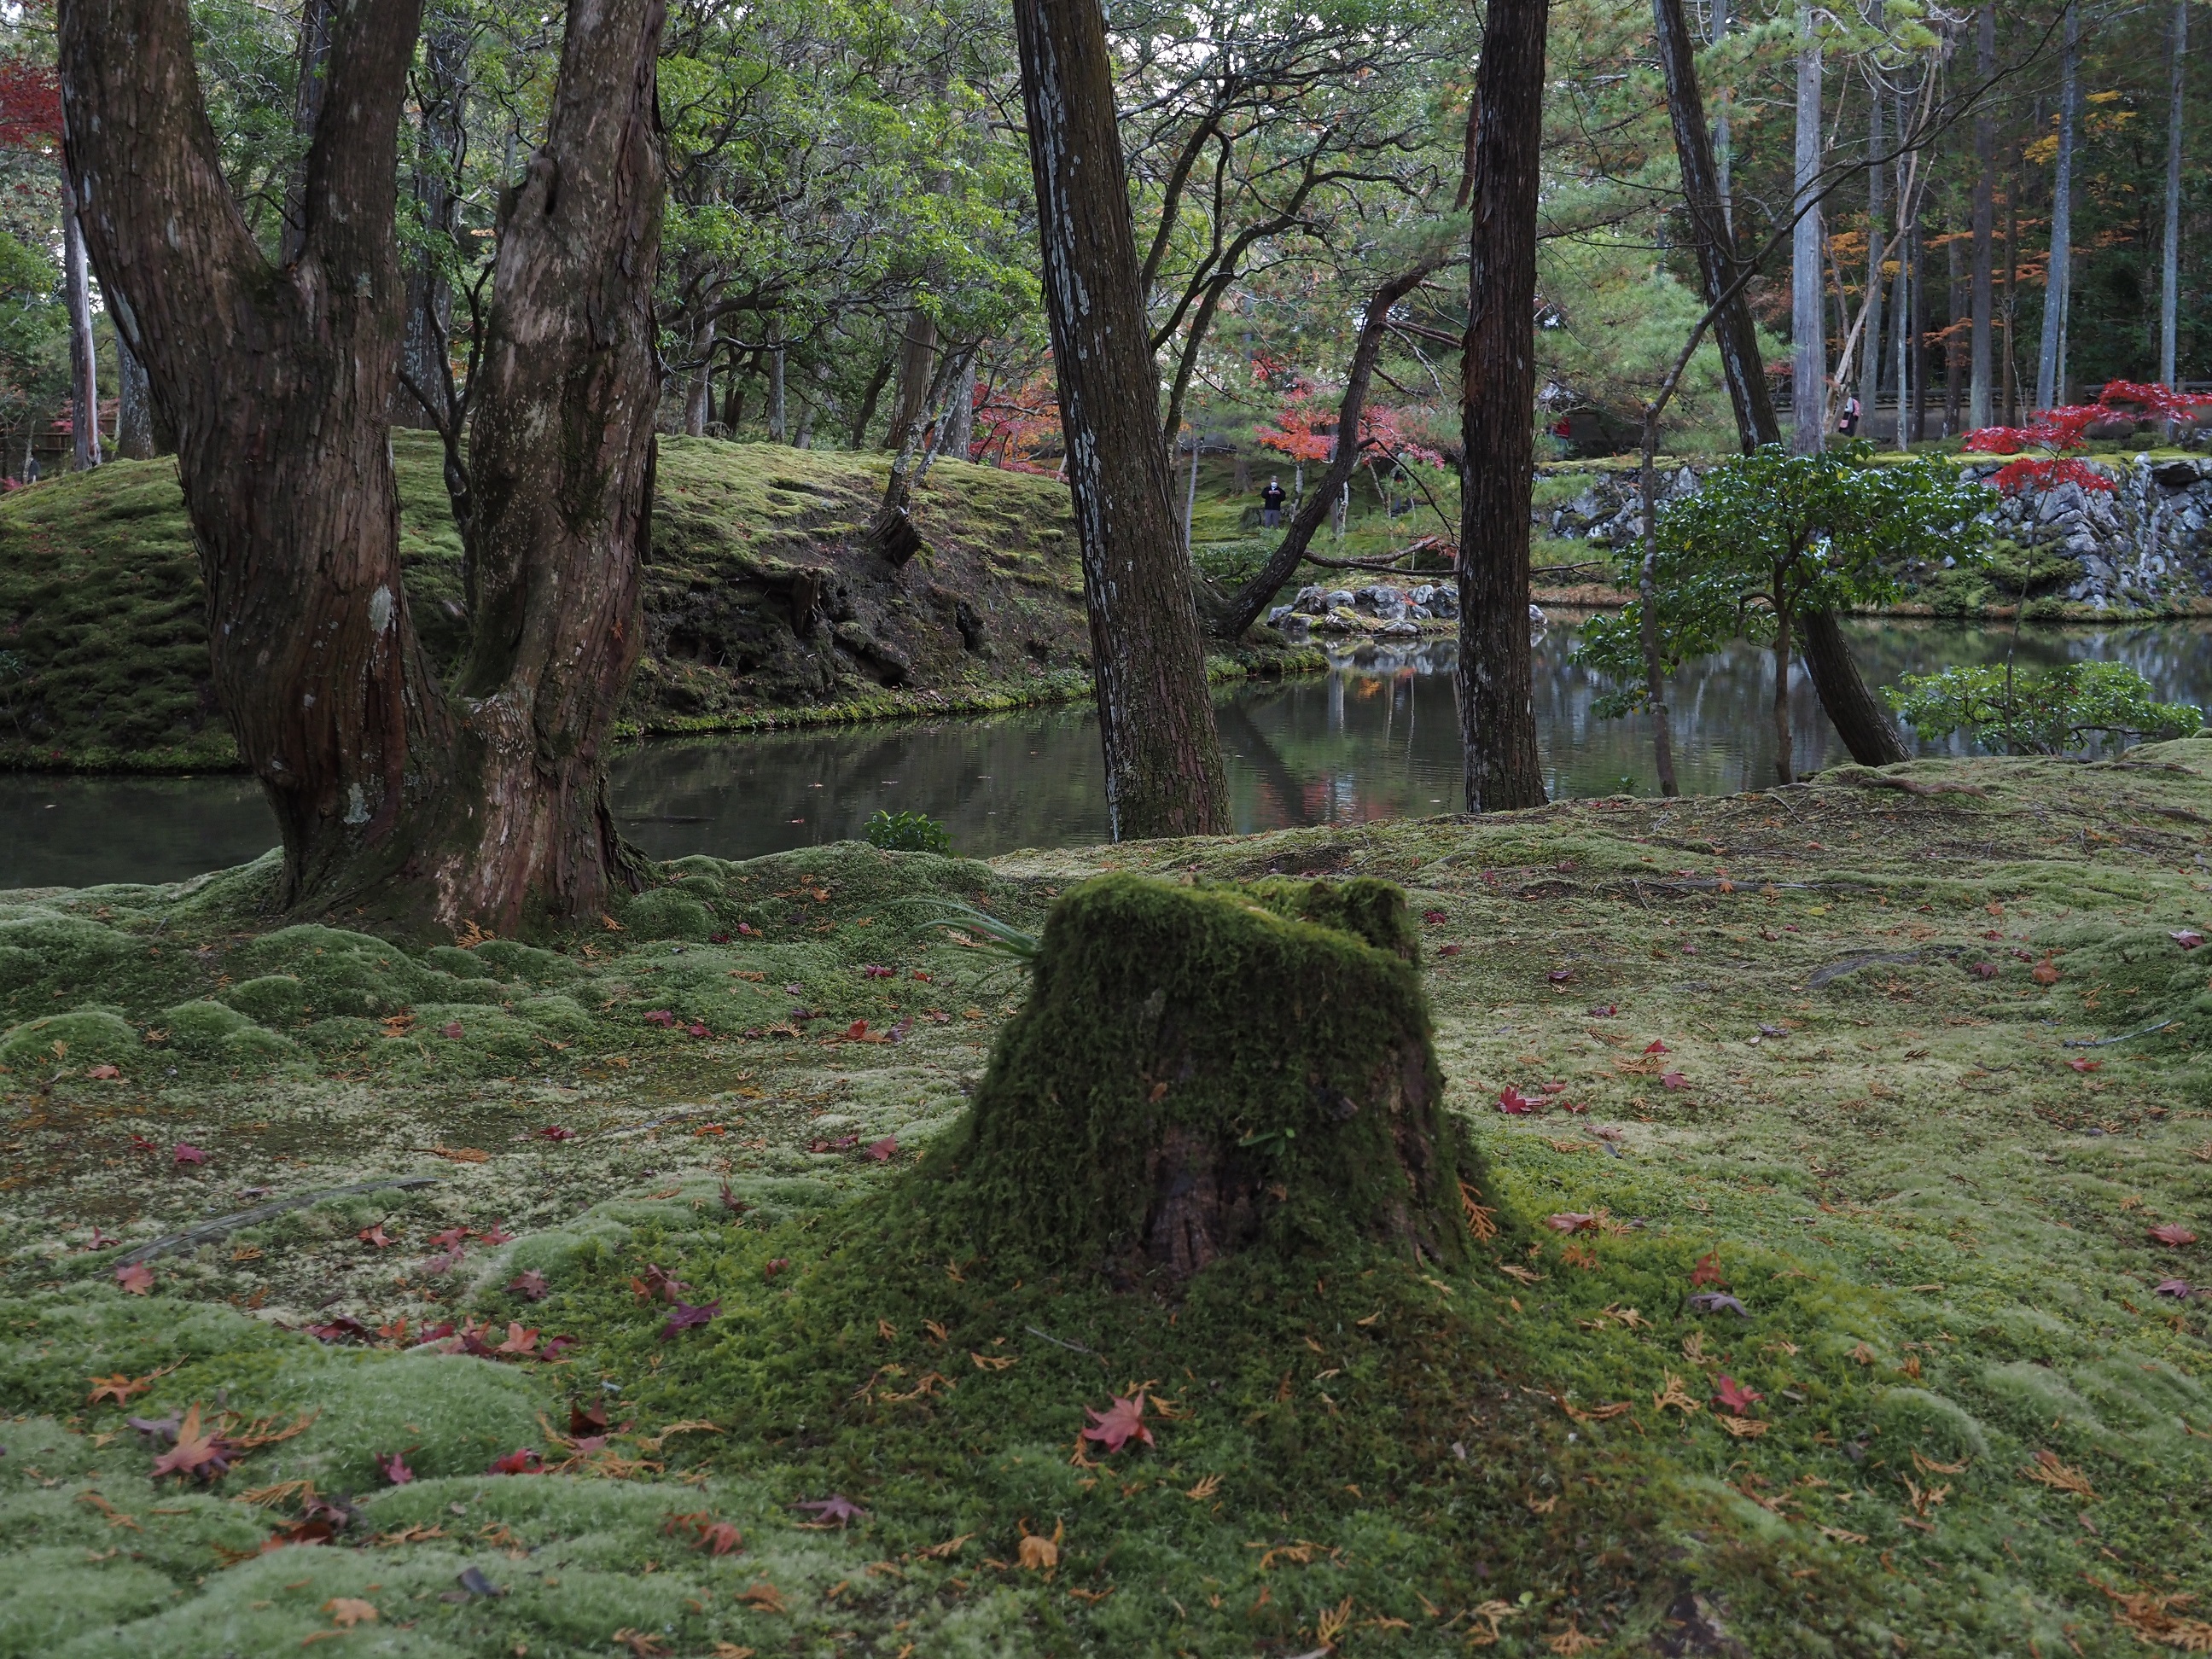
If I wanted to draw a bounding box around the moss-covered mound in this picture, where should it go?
[6,748,2212,1654]
[0,434,1111,770]
[952,875,1475,1282]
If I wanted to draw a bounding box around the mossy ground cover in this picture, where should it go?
[2,747,2210,1654]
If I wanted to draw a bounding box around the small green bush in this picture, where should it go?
[864,809,952,854]
[1886,661,2201,755]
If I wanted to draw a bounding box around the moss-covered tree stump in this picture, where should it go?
[957,875,1479,1285]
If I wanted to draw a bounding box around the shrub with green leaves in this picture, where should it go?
[1576,442,1991,776]
[863,808,952,854]
[1886,661,2203,755]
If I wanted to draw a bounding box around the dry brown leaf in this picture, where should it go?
[1465,1599,1523,1647]
[1653,1371,1701,1414]
[1317,1594,1355,1646]
[917,1533,972,1559]
[2023,1448,2097,1499]
[1185,1474,1222,1501]
[2090,1580,2212,1651]
[322,1598,377,1628]
[1555,1396,1633,1424]
[1912,1449,1970,1476]
[1458,1181,1499,1241]
[970,1352,1016,1372]
[1497,1263,1544,1285]
[736,1581,788,1615]
[1819,1525,1869,1545]
[1548,1623,1604,1655]
[1017,1518,1062,1576]
[1716,1416,1769,1438]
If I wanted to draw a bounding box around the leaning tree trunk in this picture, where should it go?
[61,0,667,930]
[1652,0,1776,456]
[1012,0,1229,840]
[434,0,666,925]
[957,876,1481,1284]
[1654,0,1908,767]
[1218,259,1441,640]
[1458,0,1551,814]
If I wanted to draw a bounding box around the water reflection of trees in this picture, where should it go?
[593,617,2212,861]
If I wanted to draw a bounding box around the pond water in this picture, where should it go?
[6,615,2209,891]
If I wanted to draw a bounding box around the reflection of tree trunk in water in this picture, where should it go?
[1215,701,1314,828]
[1772,601,1795,785]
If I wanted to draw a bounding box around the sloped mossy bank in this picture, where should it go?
[3,748,2212,1653]
[0,434,1318,773]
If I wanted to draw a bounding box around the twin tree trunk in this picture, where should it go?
[59,0,667,930]
[1458,0,1551,814]
[1012,0,1230,840]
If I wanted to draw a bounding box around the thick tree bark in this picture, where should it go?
[1217,259,1441,640]
[886,309,936,448]
[61,0,667,929]
[438,0,667,925]
[2035,2,2078,410]
[1652,0,1777,456]
[1970,3,1995,430]
[1771,600,1795,784]
[60,173,99,471]
[684,317,717,437]
[1012,0,1229,840]
[1457,0,1551,815]
[1790,15,1825,454]
[62,0,431,911]
[114,332,154,459]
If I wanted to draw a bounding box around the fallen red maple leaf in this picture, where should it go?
[1644,1039,1670,1055]
[1080,1393,1155,1453]
[795,1493,867,1526]
[2147,1224,2199,1248]
[660,1301,720,1340]
[697,1519,744,1555]
[1545,1213,1598,1234]
[1689,1253,1726,1288]
[687,1022,711,1039]
[358,1225,395,1249]
[479,1223,515,1245]
[534,1125,576,1141]
[643,1010,677,1027]
[762,1257,789,1278]
[2172,929,2206,951]
[86,1062,121,1080]
[1422,909,1447,924]
[150,1403,233,1481]
[2065,1059,2100,1074]
[846,1019,870,1039]
[486,1448,542,1476]
[378,1451,414,1485]
[306,1315,374,1344]
[440,1021,463,1039]
[2153,1278,2193,1299]
[509,1269,550,1302]
[172,1143,207,1166]
[426,1227,473,1250]
[114,1262,154,1295]
[864,1137,898,1162]
[1497,1086,1540,1115]
[1710,1374,1763,1416]
[1660,1070,1689,1091]
[494,1323,539,1356]
[1438,943,1464,958]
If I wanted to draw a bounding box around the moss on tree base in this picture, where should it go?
[952,875,1477,1284]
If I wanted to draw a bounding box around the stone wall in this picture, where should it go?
[1537,454,2212,610]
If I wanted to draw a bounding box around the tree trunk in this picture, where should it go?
[942,354,975,463]
[1011,0,1229,840]
[1910,214,1928,441]
[1458,0,1551,815]
[279,0,334,266]
[847,346,894,449]
[1772,599,1795,784]
[63,0,429,907]
[394,7,466,430]
[114,332,154,459]
[1790,17,1825,455]
[1944,223,1962,436]
[2160,0,2186,399]
[2035,2,2078,411]
[1652,0,1776,456]
[1969,2,1996,430]
[1710,0,1732,236]
[436,0,667,925]
[1638,432,1679,796]
[684,317,717,437]
[61,173,100,471]
[1857,15,1886,424]
[1218,259,1441,639]
[1799,607,1904,763]
[61,0,667,929]
[957,876,1480,1284]
[886,309,936,448]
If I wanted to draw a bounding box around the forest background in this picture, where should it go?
[0,0,2201,494]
